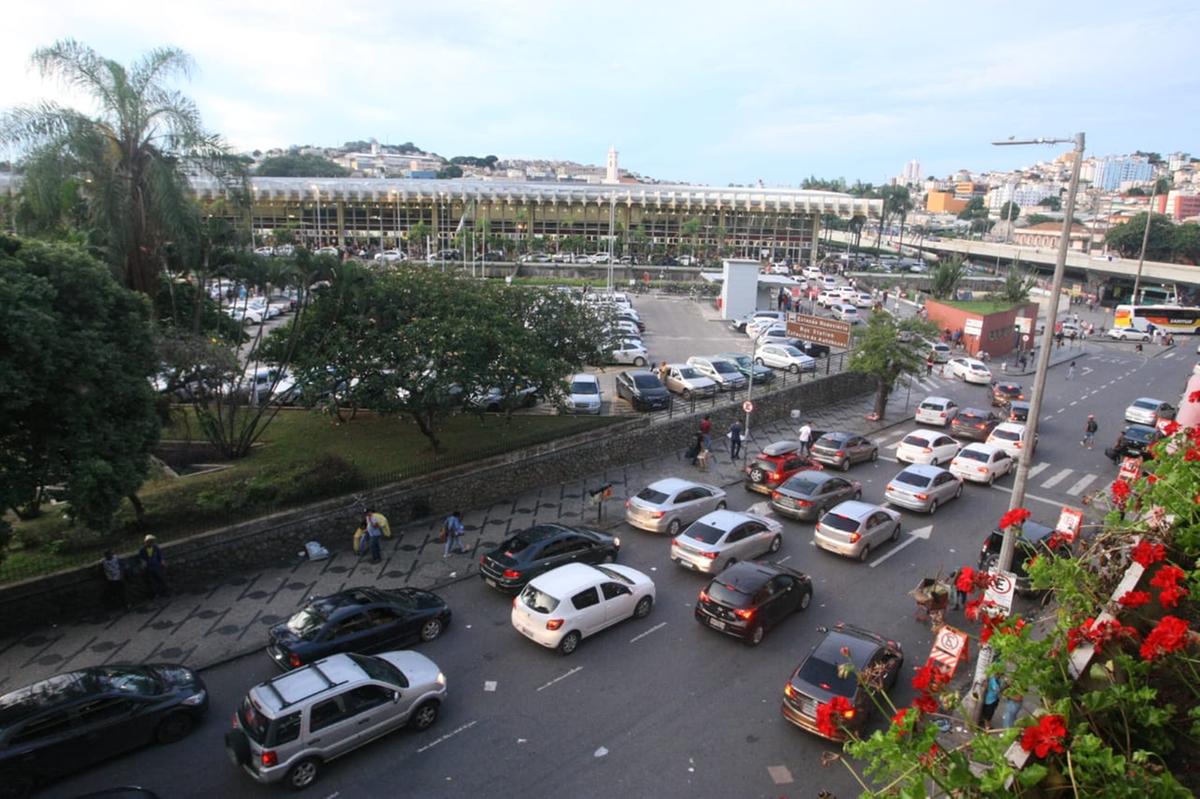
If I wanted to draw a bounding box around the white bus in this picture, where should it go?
[1113,304,1200,335]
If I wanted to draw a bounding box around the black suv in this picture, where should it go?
[694,562,813,645]
[614,370,672,411]
[781,624,903,741]
[991,382,1025,407]
[0,665,208,797]
[479,524,620,592]
[978,520,1071,595]
[267,587,451,670]
[1105,424,1162,462]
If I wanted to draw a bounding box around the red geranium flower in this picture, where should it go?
[1150,564,1186,590]
[912,693,939,714]
[1067,618,1093,651]
[1140,616,1190,661]
[1117,590,1152,608]
[1188,389,1200,403]
[815,695,855,738]
[891,707,910,730]
[998,507,1032,530]
[1111,480,1131,502]
[918,743,942,767]
[1160,420,1181,436]
[955,567,976,594]
[1158,583,1189,609]
[1185,448,1200,463]
[911,662,947,692]
[1020,714,1068,758]
[1146,474,1158,484]
[1131,540,1166,567]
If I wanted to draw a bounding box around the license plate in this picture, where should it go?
[709,618,726,630]
[485,578,497,588]
[678,559,694,570]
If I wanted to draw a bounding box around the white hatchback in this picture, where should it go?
[947,357,992,384]
[949,442,1014,485]
[511,563,655,655]
[915,396,959,427]
[985,422,1037,459]
[895,430,961,466]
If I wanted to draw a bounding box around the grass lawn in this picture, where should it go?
[1,409,619,583]
[933,299,1024,315]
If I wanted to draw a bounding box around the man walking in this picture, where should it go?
[699,414,712,452]
[100,550,129,611]
[137,535,169,600]
[728,420,743,461]
[1067,360,1076,381]
[443,510,467,556]
[1081,414,1098,449]
[364,508,391,563]
[798,421,813,457]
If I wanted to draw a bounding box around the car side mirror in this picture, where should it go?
[393,691,402,703]
[816,625,829,634]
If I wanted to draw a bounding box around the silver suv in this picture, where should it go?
[225,651,446,790]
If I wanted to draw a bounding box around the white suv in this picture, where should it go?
[225,652,446,790]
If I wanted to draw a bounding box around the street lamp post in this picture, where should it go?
[744,326,771,442]
[1132,180,1159,303]
[312,184,321,248]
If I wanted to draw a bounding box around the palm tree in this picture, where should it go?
[894,187,915,250]
[2,39,238,300]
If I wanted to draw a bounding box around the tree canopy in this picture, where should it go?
[1105,213,1177,261]
[929,257,967,299]
[848,310,937,419]
[1037,196,1062,211]
[255,153,349,177]
[998,201,1021,221]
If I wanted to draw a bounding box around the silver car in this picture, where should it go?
[663,365,718,399]
[670,510,783,574]
[625,478,727,535]
[809,432,879,471]
[813,501,902,562]
[769,471,862,522]
[884,463,963,514]
[1124,397,1176,426]
[686,356,748,391]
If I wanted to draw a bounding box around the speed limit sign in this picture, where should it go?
[742,400,754,413]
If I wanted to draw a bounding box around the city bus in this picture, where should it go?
[1113,304,1200,335]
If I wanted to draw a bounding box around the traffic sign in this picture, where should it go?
[928,624,969,678]
[984,570,1017,614]
[742,400,754,413]
[1118,456,1142,484]
[785,313,852,348]
[1055,506,1083,543]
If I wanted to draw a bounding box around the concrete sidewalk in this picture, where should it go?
[0,392,905,692]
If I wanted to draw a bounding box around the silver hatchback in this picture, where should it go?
[813,501,901,562]
[671,510,783,574]
[770,471,862,522]
[809,432,879,471]
[884,464,963,514]
[625,478,727,535]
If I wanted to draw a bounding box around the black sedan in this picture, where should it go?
[950,407,1003,441]
[694,561,813,645]
[479,523,620,592]
[991,382,1025,407]
[0,665,208,798]
[614,370,672,411]
[1105,424,1162,462]
[267,587,451,669]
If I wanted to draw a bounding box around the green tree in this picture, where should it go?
[437,164,464,179]
[1170,222,1200,264]
[1105,212,1175,260]
[999,267,1038,303]
[0,235,160,531]
[998,201,1021,222]
[1025,213,1055,227]
[1,39,238,300]
[929,257,967,299]
[1038,195,1062,211]
[255,153,349,177]
[407,222,432,256]
[848,311,938,419]
[957,196,989,221]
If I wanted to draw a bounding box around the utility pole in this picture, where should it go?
[1132,180,1159,302]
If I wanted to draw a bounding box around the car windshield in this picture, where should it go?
[706,580,751,608]
[286,606,327,640]
[632,374,661,389]
[683,521,726,545]
[957,449,989,463]
[520,585,559,614]
[1124,428,1156,443]
[919,402,944,411]
[796,652,857,696]
[727,354,751,368]
[993,428,1021,441]
[1132,400,1160,410]
[636,487,670,504]
[821,514,860,533]
[902,434,930,446]
[595,565,633,584]
[711,361,738,374]
[677,367,703,379]
[239,696,271,744]
[782,476,823,495]
[894,471,931,487]
[570,381,598,395]
[780,346,804,357]
[348,653,408,688]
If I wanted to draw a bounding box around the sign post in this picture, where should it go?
[984,570,1017,616]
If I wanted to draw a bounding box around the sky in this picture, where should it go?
[2,0,1197,187]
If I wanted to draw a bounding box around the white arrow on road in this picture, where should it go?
[869,525,933,568]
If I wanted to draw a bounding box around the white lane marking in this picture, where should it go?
[1068,400,1078,406]
[629,622,667,644]
[1056,408,1066,414]
[776,555,792,563]
[1164,352,1175,359]
[990,484,1064,508]
[870,535,921,567]
[536,666,583,692]
[417,720,478,753]
[1081,367,1094,375]
[484,681,497,692]
[1041,468,1074,488]
[1028,462,1050,478]
[1066,474,1097,496]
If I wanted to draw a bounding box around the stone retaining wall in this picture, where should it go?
[0,371,873,630]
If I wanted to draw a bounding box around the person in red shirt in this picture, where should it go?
[699,415,712,450]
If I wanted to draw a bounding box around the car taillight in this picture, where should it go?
[699,590,710,603]
[702,551,718,559]
[796,499,812,507]
[770,472,781,482]
[734,607,755,620]
[976,423,985,429]
[977,467,988,474]
[1014,441,1023,448]
[546,619,564,630]
[835,450,845,457]
[288,652,302,668]
[624,500,631,509]
[479,555,486,565]
[914,493,928,501]
[502,569,521,579]
[262,750,278,767]
[922,447,932,453]
[650,511,664,519]
[841,707,857,720]
[886,484,895,492]
[849,532,861,543]
[938,412,946,418]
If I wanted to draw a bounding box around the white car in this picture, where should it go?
[664,365,718,398]
[821,275,838,290]
[895,430,961,466]
[315,246,340,256]
[985,422,1037,459]
[625,478,727,535]
[816,291,840,307]
[669,510,783,574]
[833,287,858,302]
[252,246,274,257]
[746,316,784,337]
[947,357,992,384]
[605,319,641,338]
[915,396,959,427]
[374,249,405,262]
[949,443,1014,485]
[1124,397,1176,426]
[802,266,824,280]
[755,343,817,373]
[730,310,783,333]
[561,373,602,414]
[768,264,791,275]
[610,340,648,366]
[511,563,655,655]
[588,252,611,264]
[927,342,952,363]
[831,304,860,324]
[1106,327,1150,342]
[227,306,264,325]
[852,292,874,308]
[686,356,748,391]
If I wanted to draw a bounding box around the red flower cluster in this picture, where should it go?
[1184,447,1200,463]
[918,743,942,767]
[891,707,910,732]
[1140,616,1190,661]
[1131,540,1166,567]
[1111,479,1131,503]
[1020,714,1068,758]
[955,567,976,593]
[1189,389,1200,403]
[1149,564,1189,609]
[1117,590,1152,608]
[998,507,1032,530]
[815,695,855,738]
[1067,617,1138,653]
[1160,420,1181,436]
[907,662,949,717]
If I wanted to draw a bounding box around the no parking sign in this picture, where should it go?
[984,570,1017,614]
[928,624,969,678]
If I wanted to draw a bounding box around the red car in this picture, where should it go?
[744,440,824,495]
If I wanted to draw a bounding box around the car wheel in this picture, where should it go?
[745,624,765,646]
[558,630,582,656]
[769,534,782,554]
[987,471,995,486]
[840,458,851,472]
[870,448,879,462]
[682,389,691,400]
[891,523,902,542]
[633,357,646,366]
[789,364,799,374]
[798,590,812,611]
[287,758,321,791]
[857,544,871,562]
[929,499,939,514]
[420,618,443,642]
[716,500,727,510]
[634,596,653,619]
[955,483,963,498]
[155,711,194,744]
[409,699,440,731]
[667,518,682,536]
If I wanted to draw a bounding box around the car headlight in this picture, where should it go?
[436,672,447,687]
[613,537,621,547]
[181,689,207,706]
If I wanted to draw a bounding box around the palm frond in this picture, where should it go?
[29,39,119,117]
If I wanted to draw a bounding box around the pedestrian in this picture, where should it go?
[981,673,1003,730]
[882,289,889,307]
[728,420,743,461]
[137,535,169,600]
[364,508,391,563]
[798,421,813,457]
[1067,360,1076,380]
[443,510,467,556]
[657,360,670,384]
[687,432,704,465]
[925,357,934,377]
[949,568,970,610]
[100,550,129,611]
[777,287,786,311]
[1081,414,1098,449]
[699,414,712,451]
[1001,689,1024,728]
[696,443,711,471]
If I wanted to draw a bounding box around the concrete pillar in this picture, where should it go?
[335,201,345,247]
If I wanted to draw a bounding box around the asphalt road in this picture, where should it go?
[43,340,1190,799]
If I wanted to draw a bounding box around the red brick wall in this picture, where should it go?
[923,300,1038,358]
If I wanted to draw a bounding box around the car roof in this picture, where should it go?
[0,667,157,727]
[993,422,1026,433]
[920,396,952,405]
[709,561,780,593]
[1132,397,1164,404]
[897,463,946,479]
[569,373,598,384]
[997,382,1022,389]
[1124,424,1160,435]
[307,588,390,615]
[527,562,606,595]
[510,524,574,544]
[903,429,940,442]
[622,369,655,379]
[957,407,994,417]
[959,442,1002,455]
[818,627,886,667]
[816,431,855,442]
[253,654,367,714]
[824,500,883,521]
[760,440,802,456]
[694,509,766,532]
[645,477,704,494]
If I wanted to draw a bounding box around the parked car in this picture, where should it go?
[253,246,275,257]
[478,524,620,593]
[225,652,444,790]
[0,664,208,797]
[755,343,817,373]
[717,352,775,384]
[781,623,903,740]
[991,382,1026,407]
[560,373,602,414]
[1124,397,1176,426]
[1106,327,1150,342]
[615,370,672,411]
[729,310,784,333]
[1105,424,1162,462]
[744,440,824,495]
[914,396,959,427]
[609,340,648,366]
[986,422,1037,459]
[669,509,783,574]
[813,500,902,561]
[374,249,405,263]
[510,563,655,655]
[978,521,1071,595]
[809,431,879,471]
[950,407,1003,442]
[467,383,540,412]
[770,471,862,521]
[884,463,963,514]
[663,364,718,399]
[624,478,727,535]
[694,562,813,645]
[895,430,961,466]
[266,588,451,670]
[949,442,1014,485]
[686,355,748,391]
[947,357,992,384]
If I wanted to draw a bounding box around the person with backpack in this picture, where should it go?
[443,510,467,556]
[1081,414,1098,449]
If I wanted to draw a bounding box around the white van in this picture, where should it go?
[831,304,860,324]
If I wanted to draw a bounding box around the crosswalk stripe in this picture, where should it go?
[1028,462,1050,478]
[1041,468,1074,488]
[1066,474,1097,496]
